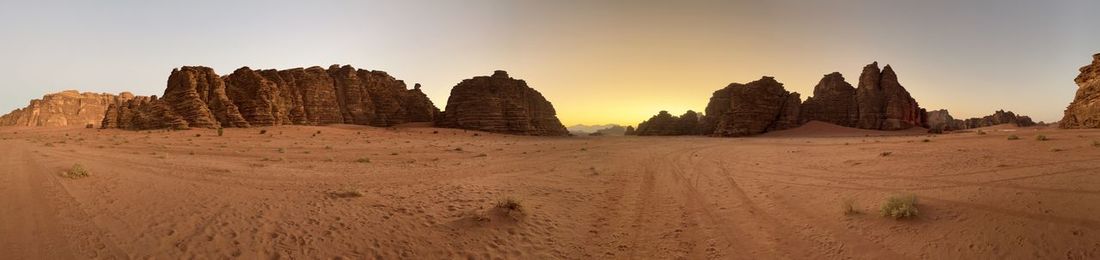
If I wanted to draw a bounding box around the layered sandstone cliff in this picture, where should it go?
[638,62,928,137]
[1,91,133,127]
[103,65,438,130]
[1061,53,1100,128]
[436,71,568,136]
[702,77,802,137]
[855,62,926,130]
[800,72,859,127]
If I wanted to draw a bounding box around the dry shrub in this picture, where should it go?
[842,198,859,215]
[880,194,919,219]
[61,164,90,179]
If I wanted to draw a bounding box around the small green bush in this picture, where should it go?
[880,194,919,219]
[1036,135,1049,141]
[217,128,224,137]
[1007,135,1020,140]
[355,157,371,163]
[259,129,268,135]
[977,130,987,135]
[62,164,90,179]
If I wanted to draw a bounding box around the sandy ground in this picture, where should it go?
[1,122,1098,259]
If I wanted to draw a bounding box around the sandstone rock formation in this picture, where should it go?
[104,65,439,130]
[800,72,859,127]
[633,62,929,137]
[1,91,133,127]
[925,109,963,132]
[702,77,801,137]
[436,70,568,136]
[1061,53,1100,128]
[963,110,1035,128]
[855,62,926,130]
[927,109,1035,132]
[635,110,702,136]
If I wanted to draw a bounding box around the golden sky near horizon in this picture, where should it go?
[1,1,1098,126]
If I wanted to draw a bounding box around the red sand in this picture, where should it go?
[1,124,1098,259]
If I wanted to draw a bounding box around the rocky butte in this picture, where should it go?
[103,65,439,130]
[1061,53,1100,128]
[435,70,568,136]
[703,77,802,137]
[635,110,703,136]
[1,90,133,127]
[633,61,928,137]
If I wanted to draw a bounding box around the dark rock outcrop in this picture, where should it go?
[636,110,702,136]
[927,109,1035,132]
[1061,53,1100,128]
[963,110,1036,128]
[702,77,801,137]
[1,91,133,127]
[436,70,568,136]
[104,65,439,130]
[801,72,859,127]
[624,126,636,136]
[856,62,926,130]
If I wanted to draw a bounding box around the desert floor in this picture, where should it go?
[1,122,1098,259]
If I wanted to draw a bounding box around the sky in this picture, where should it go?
[1,0,1098,126]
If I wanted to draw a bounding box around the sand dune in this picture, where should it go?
[1,125,1098,259]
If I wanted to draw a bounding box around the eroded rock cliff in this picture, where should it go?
[103,65,439,130]
[436,70,568,136]
[1061,53,1100,128]
[702,77,802,137]
[1,91,132,127]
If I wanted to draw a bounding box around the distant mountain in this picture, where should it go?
[567,124,620,134]
[568,124,628,136]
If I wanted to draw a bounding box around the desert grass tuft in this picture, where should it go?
[61,164,90,179]
[842,198,860,215]
[327,189,364,199]
[1036,135,1049,141]
[1007,135,1020,140]
[880,194,919,219]
[495,197,525,215]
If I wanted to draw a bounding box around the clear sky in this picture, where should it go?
[2,0,1098,126]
